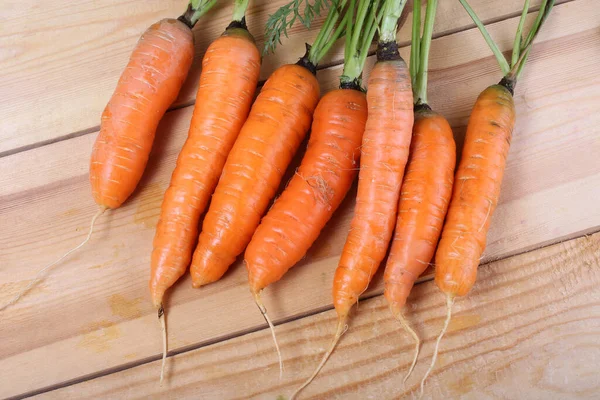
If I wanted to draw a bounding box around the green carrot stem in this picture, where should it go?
[341,0,380,85]
[232,0,250,22]
[189,0,218,26]
[511,0,530,67]
[409,0,421,89]
[317,9,352,64]
[357,0,383,70]
[414,0,438,105]
[459,0,510,76]
[309,0,348,65]
[343,0,356,64]
[379,0,407,43]
[522,0,554,49]
[507,0,554,81]
[515,47,531,80]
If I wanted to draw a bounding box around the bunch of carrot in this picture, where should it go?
[2,0,556,396]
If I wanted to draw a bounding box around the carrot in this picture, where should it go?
[290,0,399,396]
[382,0,455,383]
[0,1,216,311]
[149,0,260,382]
[420,0,555,394]
[90,18,194,210]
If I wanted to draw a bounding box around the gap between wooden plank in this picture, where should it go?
[15,226,599,400]
[0,0,575,160]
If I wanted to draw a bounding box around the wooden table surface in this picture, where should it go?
[1,0,598,399]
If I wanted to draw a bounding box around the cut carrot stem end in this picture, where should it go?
[290,316,348,400]
[0,206,107,312]
[159,304,167,383]
[419,294,454,398]
[391,307,420,385]
[252,291,283,379]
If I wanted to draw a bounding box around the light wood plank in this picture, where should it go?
[36,232,600,399]
[1,0,598,397]
[0,0,557,154]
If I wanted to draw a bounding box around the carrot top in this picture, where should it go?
[339,0,380,89]
[410,0,439,105]
[266,0,350,68]
[460,0,555,87]
[378,0,407,43]
[179,0,219,28]
[231,0,250,23]
[264,0,335,55]
[306,0,349,66]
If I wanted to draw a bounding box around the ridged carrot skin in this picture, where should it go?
[435,84,515,297]
[190,64,320,288]
[245,88,367,294]
[333,57,414,319]
[90,19,194,209]
[149,27,261,308]
[384,108,456,315]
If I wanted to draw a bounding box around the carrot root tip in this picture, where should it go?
[159,304,167,384]
[290,317,348,400]
[0,206,106,312]
[391,308,421,385]
[252,291,283,379]
[419,294,454,398]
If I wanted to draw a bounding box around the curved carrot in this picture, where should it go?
[149,16,260,381]
[333,52,413,321]
[383,105,455,379]
[419,82,514,391]
[189,62,320,287]
[1,15,196,311]
[434,85,514,297]
[385,110,455,311]
[91,18,194,209]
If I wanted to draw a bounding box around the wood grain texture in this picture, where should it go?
[0,0,558,155]
[0,0,598,397]
[36,232,600,400]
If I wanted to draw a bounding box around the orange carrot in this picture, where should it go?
[0,2,214,311]
[90,18,194,209]
[420,0,554,393]
[382,0,456,383]
[150,5,260,382]
[384,105,455,374]
[330,4,412,354]
[291,0,400,396]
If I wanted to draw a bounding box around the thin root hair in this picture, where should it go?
[159,304,167,384]
[290,317,348,400]
[253,291,283,379]
[419,294,454,398]
[0,206,106,312]
[392,308,421,385]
